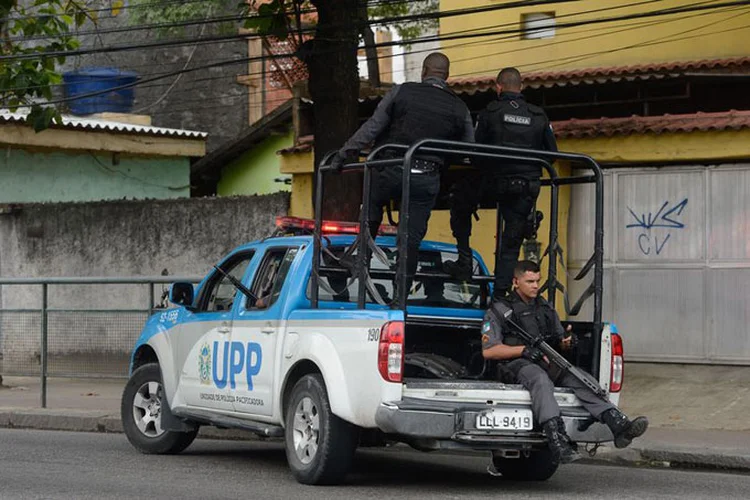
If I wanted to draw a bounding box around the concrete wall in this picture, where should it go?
[58,4,249,153]
[0,149,190,203]
[0,193,289,375]
[216,130,293,196]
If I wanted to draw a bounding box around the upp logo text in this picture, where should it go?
[212,341,263,390]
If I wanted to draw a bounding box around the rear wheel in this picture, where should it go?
[121,363,198,454]
[284,374,359,485]
[491,449,559,481]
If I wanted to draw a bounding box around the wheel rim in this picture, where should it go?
[131,381,165,438]
[292,396,320,464]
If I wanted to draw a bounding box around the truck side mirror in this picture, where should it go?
[169,282,194,306]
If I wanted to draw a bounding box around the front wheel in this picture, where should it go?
[491,449,559,481]
[284,374,359,485]
[121,363,198,454]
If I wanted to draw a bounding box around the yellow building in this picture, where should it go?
[441,1,750,365]
[441,0,750,76]
[279,1,750,365]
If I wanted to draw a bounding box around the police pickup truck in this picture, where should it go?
[121,216,624,485]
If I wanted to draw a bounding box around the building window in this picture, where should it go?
[521,12,556,39]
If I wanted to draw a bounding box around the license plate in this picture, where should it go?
[475,409,534,431]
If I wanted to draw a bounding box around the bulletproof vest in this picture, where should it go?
[375,81,467,164]
[497,295,559,346]
[482,96,549,178]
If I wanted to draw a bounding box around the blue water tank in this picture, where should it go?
[63,68,138,115]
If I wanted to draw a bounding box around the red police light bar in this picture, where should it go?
[275,216,397,236]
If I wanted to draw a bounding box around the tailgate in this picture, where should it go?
[375,379,614,447]
[403,379,580,408]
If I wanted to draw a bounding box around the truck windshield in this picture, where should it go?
[316,246,488,309]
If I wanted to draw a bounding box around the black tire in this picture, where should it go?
[121,363,198,455]
[491,449,559,481]
[284,374,360,485]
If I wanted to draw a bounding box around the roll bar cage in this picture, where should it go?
[310,140,605,373]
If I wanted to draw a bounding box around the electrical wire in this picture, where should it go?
[14,0,716,91]
[130,11,750,117]
[0,1,582,60]
[131,5,214,112]
[2,1,747,109]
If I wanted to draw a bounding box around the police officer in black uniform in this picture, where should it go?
[482,260,649,463]
[331,52,474,306]
[446,67,557,299]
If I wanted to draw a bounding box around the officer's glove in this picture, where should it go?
[521,346,545,363]
[330,151,346,174]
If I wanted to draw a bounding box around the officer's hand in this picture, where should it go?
[330,152,346,174]
[522,346,544,363]
[561,325,576,351]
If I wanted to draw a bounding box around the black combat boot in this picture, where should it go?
[542,417,581,464]
[601,409,649,448]
[444,246,473,281]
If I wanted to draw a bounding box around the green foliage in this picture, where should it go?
[239,1,438,42]
[242,0,291,39]
[1,0,91,129]
[368,0,438,42]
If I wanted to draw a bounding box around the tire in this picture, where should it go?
[284,374,360,485]
[491,449,559,481]
[121,363,198,455]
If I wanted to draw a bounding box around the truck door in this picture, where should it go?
[175,250,255,412]
[231,246,299,417]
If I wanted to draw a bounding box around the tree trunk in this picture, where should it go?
[308,0,362,222]
[359,3,380,88]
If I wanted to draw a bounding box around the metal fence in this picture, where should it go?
[0,277,199,407]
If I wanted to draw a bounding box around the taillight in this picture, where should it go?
[378,321,404,383]
[610,333,624,393]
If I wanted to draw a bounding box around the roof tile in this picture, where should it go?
[552,110,750,138]
[449,57,750,92]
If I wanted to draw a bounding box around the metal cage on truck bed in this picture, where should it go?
[309,139,606,374]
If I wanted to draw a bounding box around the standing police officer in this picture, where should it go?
[483,260,649,463]
[331,52,474,306]
[446,67,556,299]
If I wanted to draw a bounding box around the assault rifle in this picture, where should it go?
[489,302,609,401]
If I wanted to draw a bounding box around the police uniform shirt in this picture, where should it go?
[481,307,506,350]
[481,294,565,351]
[338,77,474,159]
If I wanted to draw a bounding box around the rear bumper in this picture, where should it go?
[375,397,614,450]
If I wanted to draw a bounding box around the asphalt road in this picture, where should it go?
[1,429,749,500]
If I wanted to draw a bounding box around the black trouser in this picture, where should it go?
[367,166,440,280]
[502,358,615,426]
[450,172,540,297]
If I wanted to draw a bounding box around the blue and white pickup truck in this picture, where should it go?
[121,219,624,485]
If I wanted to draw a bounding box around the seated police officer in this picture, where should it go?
[482,260,649,463]
[331,52,474,307]
[447,67,557,299]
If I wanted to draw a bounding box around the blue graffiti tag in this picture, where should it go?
[626,198,688,230]
[626,199,687,255]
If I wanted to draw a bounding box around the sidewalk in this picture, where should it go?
[2,362,750,472]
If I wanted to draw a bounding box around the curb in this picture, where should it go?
[3,409,750,472]
[581,443,750,472]
[0,408,267,441]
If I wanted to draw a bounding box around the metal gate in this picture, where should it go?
[568,163,750,364]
